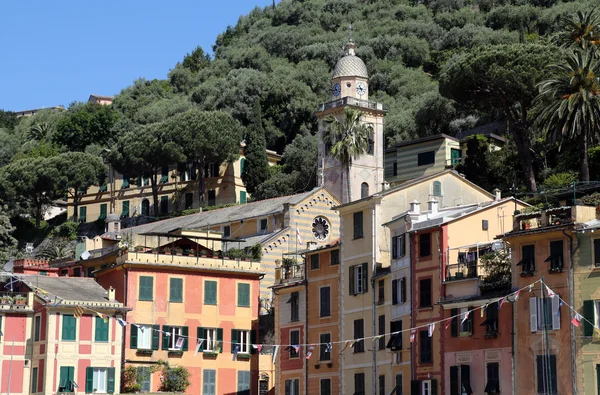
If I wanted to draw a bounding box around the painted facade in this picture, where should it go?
[384,134,461,184]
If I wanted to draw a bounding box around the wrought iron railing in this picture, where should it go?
[316,96,386,112]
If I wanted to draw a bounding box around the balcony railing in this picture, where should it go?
[275,263,305,285]
[120,251,261,273]
[316,96,386,112]
[514,206,575,231]
[445,263,487,282]
[0,292,34,310]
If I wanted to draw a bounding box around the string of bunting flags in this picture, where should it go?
[7,273,600,363]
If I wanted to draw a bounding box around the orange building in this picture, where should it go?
[86,236,264,394]
[501,205,596,394]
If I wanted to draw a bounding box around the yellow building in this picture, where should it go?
[384,134,462,184]
[67,148,281,223]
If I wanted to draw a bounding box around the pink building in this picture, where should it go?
[0,274,126,395]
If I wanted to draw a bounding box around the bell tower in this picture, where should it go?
[315,40,385,204]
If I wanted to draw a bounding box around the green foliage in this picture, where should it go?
[580,192,600,206]
[242,103,270,196]
[542,172,578,190]
[50,221,79,241]
[182,45,211,73]
[0,207,17,265]
[479,250,512,293]
[159,363,190,393]
[37,237,74,260]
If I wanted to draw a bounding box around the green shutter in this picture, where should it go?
[584,300,595,336]
[139,276,153,301]
[231,329,239,353]
[170,278,183,303]
[451,309,458,337]
[240,158,246,175]
[250,330,257,354]
[121,201,130,218]
[431,379,438,395]
[62,315,76,341]
[152,325,160,350]
[130,325,138,349]
[162,326,171,350]
[95,317,109,342]
[59,367,68,391]
[182,326,189,351]
[198,327,206,351]
[85,367,93,393]
[240,191,247,204]
[205,281,217,305]
[107,367,115,393]
[99,204,107,220]
[217,328,223,353]
[238,283,250,307]
[79,206,87,222]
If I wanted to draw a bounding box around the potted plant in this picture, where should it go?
[200,250,209,258]
[173,247,183,255]
[134,245,145,252]
[14,294,27,305]
[522,220,531,230]
[1,295,13,304]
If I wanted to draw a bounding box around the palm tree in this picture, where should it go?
[28,122,51,141]
[535,50,600,181]
[322,107,372,203]
[556,9,600,51]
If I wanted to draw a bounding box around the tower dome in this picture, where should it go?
[332,41,368,79]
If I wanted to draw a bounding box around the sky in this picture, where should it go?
[0,0,274,111]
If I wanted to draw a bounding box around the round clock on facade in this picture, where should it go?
[356,82,367,96]
[332,83,341,97]
[312,216,330,241]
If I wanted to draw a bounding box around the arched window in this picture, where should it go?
[141,199,150,217]
[433,181,442,197]
[361,183,369,199]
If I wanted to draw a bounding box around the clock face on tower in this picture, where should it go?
[332,83,341,97]
[356,82,367,96]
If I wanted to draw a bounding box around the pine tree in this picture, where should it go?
[242,103,270,197]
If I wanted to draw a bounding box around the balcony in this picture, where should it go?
[119,251,262,274]
[316,96,386,113]
[274,262,305,285]
[513,205,597,232]
[0,292,34,311]
[445,262,486,282]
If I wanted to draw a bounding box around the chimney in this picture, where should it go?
[382,181,390,191]
[428,199,439,215]
[108,286,115,302]
[409,200,421,215]
[493,188,501,201]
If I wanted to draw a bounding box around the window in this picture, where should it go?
[350,263,368,295]
[419,279,432,308]
[58,366,75,392]
[184,193,193,210]
[319,333,331,361]
[450,365,473,395]
[485,362,500,394]
[92,368,107,393]
[131,324,155,350]
[355,373,366,395]
[289,330,300,358]
[530,296,561,331]
[483,302,499,337]
[141,199,150,216]
[594,239,600,267]
[289,291,299,322]
[204,280,217,305]
[95,316,109,342]
[208,190,216,206]
[160,166,169,183]
[321,378,331,395]
[330,249,340,265]
[419,330,432,363]
[79,206,87,223]
[418,151,435,166]
[203,369,216,395]
[482,219,489,230]
[232,330,252,354]
[121,174,130,188]
[238,371,251,394]
[162,325,188,350]
[394,374,402,395]
[377,279,385,304]
[392,277,407,305]
[393,162,398,176]
[353,319,364,353]
[198,327,222,352]
[361,182,369,199]
[259,218,268,232]
[121,201,130,218]
[240,191,247,204]
[139,276,153,301]
[62,315,76,341]
[353,211,364,239]
[137,367,151,392]
[169,278,183,303]
[311,254,320,270]
[392,234,406,259]
[238,283,250,307]
[99,204,107,220]
[518,244,536,274]
[285,379,300,395]
[419,233,431,257]
[459,307,473,336]
[378,315,386,350]
[451,148,462,165]
[32,367,38,393]
[223,225,231,238]
[160,196,169,214]
[536,355,557,394]
[34,315,41,342]
[546,240,564,271]
[240,158,246,174]
[387,320,402,352]
[379,375,385,395]
[433,181,442,197]
[259,380,269,395]
[584,300,600,336]
[320,287,331,317]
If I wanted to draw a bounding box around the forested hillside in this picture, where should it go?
[0,0,599,257]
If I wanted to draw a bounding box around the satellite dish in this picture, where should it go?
[491,241,504,251]
[3,261,14,272]
[80,251,90,260]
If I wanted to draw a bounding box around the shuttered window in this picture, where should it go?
[170,278,183,303]
[237,371,251,394]
[419,330,432,363]
[354,319,364,353]
[95,316,109,342]
[62,315,76,341]
[353,211,364,239]
[320,286,330,317]
[420,233,431,257]
[139,276,153,301]
[319,333,331,361]
[419,279,432,308]
[320,379,331,395]
[204,280,217,305]
[238,283,250,307]
[536,355,557,394]
[203,369,216,395]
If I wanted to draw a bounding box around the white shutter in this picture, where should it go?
[552,296,561,330]
[530,297,538,332]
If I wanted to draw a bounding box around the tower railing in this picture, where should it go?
[317,96,386,112]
